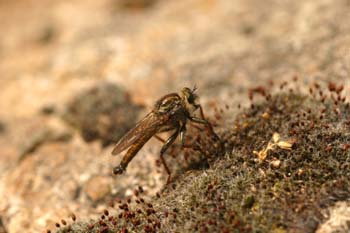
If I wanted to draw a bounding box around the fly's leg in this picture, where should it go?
[113,136,150,175]
[191,105,216,134]
[154,135,166,143]
[190,105,223,154]
[155,124,186,148]
[189,116,207,124]
[189,115,218,139]
[193,105,221,139]
[160,127,180,183]
[179,124,186,148]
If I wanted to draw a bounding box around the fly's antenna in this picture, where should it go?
[193,85,197,93]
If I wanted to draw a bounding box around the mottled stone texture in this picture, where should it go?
[0,0,349,232]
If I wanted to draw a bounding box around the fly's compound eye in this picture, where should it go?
[187,94,195,104]
[181,87,197,105]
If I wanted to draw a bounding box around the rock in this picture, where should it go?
[316,202,350,233]
[84,176,112,202]
[0,140,108,233]
[117,0,157,9]
[0,217,6,233]
[36,24,56,45]
[0,121,5,134]
[0,0,350,232]
[0,116,72,172]
[62,82,143,147]
[18,123,72,162]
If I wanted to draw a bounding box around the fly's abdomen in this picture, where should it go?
[115,133,154,174]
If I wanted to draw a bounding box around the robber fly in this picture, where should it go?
[111,87,219,182]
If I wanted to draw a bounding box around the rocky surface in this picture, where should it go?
[62,82,142,147]
[0,0,350,232]
[317,202,350,233]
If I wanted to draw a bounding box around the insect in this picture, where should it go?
[111,87,220,182]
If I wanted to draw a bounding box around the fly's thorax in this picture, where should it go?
[155,93,183,114]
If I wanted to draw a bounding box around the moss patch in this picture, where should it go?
[54,82,350,233]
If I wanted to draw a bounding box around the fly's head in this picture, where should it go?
[180,87,200,114]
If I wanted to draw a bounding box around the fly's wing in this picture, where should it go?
[111,111,164,155]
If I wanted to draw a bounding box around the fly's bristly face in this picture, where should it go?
[180,87,199,114]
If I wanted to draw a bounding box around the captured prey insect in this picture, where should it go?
[111,87,221,182]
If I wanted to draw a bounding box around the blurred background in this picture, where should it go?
[0,0,349,232]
